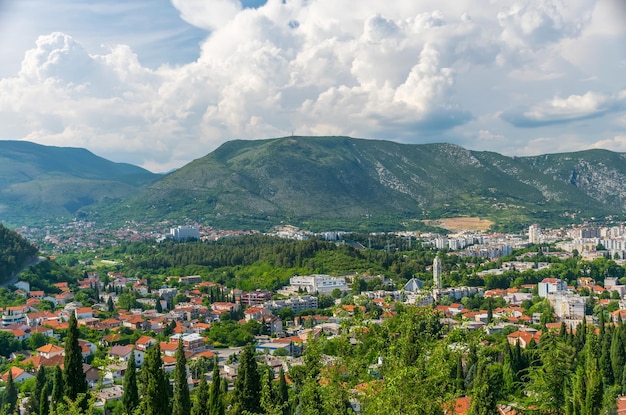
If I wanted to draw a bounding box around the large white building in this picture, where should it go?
[170,225,200,241]
[528,224,541,244]
[538,278,567,298]
[289,274,348,294]
[547,292,586,319]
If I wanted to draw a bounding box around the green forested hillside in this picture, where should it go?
[0,223,38,281]
[92,136,621,231]
[0,140,160,225]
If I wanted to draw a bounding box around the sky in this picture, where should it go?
[0,0,624,172]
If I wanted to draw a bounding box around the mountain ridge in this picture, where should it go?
[90,136,625,231]
[0,140,160,225]
[2,137,625,231]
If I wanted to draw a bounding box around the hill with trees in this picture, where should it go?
[0,140,159,225]
[93,136,626,231]
[0,224,38,282]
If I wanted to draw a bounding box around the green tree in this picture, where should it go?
[172,340,191,415]
[63,314,88,403]
[468,360,500,415]
[29,366,46,415]
[51,365,64,409]
[192,376,209,415]
[122,348,139,415]
[231,344,261,415]
[208,358,224,415]
[278,367,289,411]
[40,382,51,415]
[3,370,17,415]
[139,343,171,415]
[611,325,626,386]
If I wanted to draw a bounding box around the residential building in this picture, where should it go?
[538,278,567,298]
[170,225,200,241]
[288,274,348,294]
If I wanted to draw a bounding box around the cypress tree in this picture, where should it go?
[611,324,625,385]
[63,314,88,402]
[455,355,465,393]
[29,366,46,415]
[278,367,289,406]
[599,310,606,341]
[600,329,613,386]
[260,369,278,414]
[208,357,224,415]
[4,370,17,415]
[139,343,171,415]
[231,344,261,415]
[122,348,139,415]
[156,298,163,313]
[172,339,192,415]
[107,296,115,313]
[39,382,51,415]
[51,365,64,409]
[585,355,603,415]
[192,376,209,415]
[468,360,498,415]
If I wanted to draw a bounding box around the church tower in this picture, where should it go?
[433,256,442,290]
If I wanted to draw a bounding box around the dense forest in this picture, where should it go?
[63,235,626,295]
[0,224,38,282]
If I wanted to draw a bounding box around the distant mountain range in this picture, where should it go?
[0,140,159,225]
[2,137,626,231]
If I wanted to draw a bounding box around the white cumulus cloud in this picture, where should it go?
[0,0,622,171]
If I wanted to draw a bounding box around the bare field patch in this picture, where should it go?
[424,217,494,232]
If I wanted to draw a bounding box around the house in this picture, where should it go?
[170,333,206,353]
[211,302,240,313]
[109,345,144,367]
[37,344,64,359]
[244,306,271,321]
[75,307,94,319]
[29,291,44,300]
[223,362,239,380]
[507,330,542,348]
[135,335,157,351]
[1,328,29,341]
[95,385,124,410]
[84,363,100,387]
[1,305,28,326]
[160,341,180,357]
[2,366,33,383]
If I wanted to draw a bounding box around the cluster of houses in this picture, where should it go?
[3,258,626,414]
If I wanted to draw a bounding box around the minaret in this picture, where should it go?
[433,256,442,290]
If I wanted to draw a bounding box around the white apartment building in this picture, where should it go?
[529,224,541,244]
[547,292,586,319]
[289,275,348,294]
[538,278,568,298]
[170,225,200,241]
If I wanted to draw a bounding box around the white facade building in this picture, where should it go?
[529,224,541,244]
[538,278,568,298]
[289,275,348,294]
[547,292,586,319]
[170,225,200,241]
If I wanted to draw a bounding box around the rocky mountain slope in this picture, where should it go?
[91,136,623,231]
